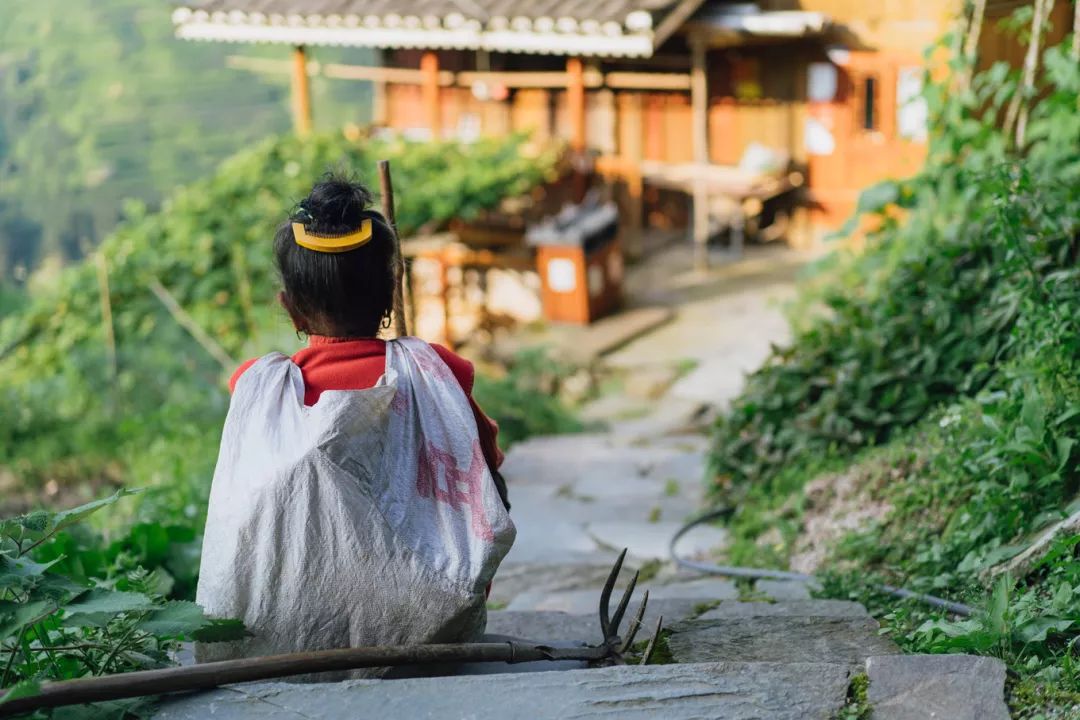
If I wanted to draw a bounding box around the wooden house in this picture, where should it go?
[170,1,991,263]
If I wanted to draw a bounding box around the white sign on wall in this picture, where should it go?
[807,62,838,103]
[897,67,928,141]
[547,259,577,293]
[805,117,836,156]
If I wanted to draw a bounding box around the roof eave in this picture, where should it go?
[173,18,657,58]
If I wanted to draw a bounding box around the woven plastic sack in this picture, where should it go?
[195,337,516,678]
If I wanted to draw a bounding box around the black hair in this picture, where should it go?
[274,174,395,338]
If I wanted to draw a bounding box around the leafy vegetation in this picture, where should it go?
[709,16,1079,718]
[0,492,246,714]
[473,348,585,448]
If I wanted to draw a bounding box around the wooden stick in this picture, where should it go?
[0,642,608,716]
[1004,0,1050,147]
[378,160,409,338]
[147,278,236,371]
[959,0,986,91]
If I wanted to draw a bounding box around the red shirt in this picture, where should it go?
[229,336,504,471]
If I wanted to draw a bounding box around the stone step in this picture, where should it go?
[488,598,705,644]
[667,616,901,671]
[152,661,852,720]
[489,599,869,646]
[500,433,706,491]
[488,563,622,608]
[699,599,868,620]
[753,579,815,601]
[505,577,738,614]
[867,654,1009,720]
[585,520,726,561]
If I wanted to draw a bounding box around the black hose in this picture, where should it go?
[670,507,975,617]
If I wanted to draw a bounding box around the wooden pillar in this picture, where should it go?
[372,49,388,126]
[690,34,710,270]
[291,46,312,136]
[620,93,645,257]
[566,57,587,152]
[421,51,441,139]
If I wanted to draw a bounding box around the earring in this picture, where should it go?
[380,314,392,330]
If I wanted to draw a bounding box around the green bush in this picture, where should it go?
[472,349,585,448]
[0,492,246,713]
[708,24,1079,717]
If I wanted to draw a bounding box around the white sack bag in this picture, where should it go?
[195,337,515,678]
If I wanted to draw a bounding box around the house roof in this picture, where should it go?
[171,0,709,57]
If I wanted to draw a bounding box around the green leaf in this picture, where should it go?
[0,598,58,640]
[0,680,40,707]
[136,600,211,637]
[0,490,140,549]
[856,181,901,215]
[988,575,1011,637]
[62,589,153,627]
[1015,617,1073,643]
[48,489,142,539]
[1056,437,1076,472]
[0,554,60,592]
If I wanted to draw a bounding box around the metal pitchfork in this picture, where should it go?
[0,549,663,716]
[598,548,664,665]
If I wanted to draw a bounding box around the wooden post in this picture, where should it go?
[620,93,645,257]
[378,160,408,339]
[567,57,587,152]
[291,46,312,135]
[372,49,388,126]
[421,51,441,139]
[690,34,710,270]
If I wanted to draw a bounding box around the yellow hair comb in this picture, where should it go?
[292,218,373,253]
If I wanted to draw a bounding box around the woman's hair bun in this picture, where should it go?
[292,173,377,234]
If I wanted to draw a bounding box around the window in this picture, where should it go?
[861,76,878,131]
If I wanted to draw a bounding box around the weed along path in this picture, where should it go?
[152,245,1010,719]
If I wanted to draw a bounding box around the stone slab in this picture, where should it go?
[507,578,737,615]
[501,435,688,489]
[489,564,619,608]
[153,661,851,720]
[586,520,726,561]
[699,600,869,620]
[755,579,813,600]
[488,599,704,644]
[866,654,1010,720]
[667,617,900,670]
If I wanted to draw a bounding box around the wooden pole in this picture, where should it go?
[378,160,408,338]
[620,92,645,258]
[0,642,609,716]
[1073,0,1079,62]
[1004,0,1050,148]
[372,49,389,126]
[690,33,710,270]
[421,51,441,139]
[291,46,313,136]
[567,57,587,153]
[959,0,987,91]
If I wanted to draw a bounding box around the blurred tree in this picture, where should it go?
[0,0,373,280]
